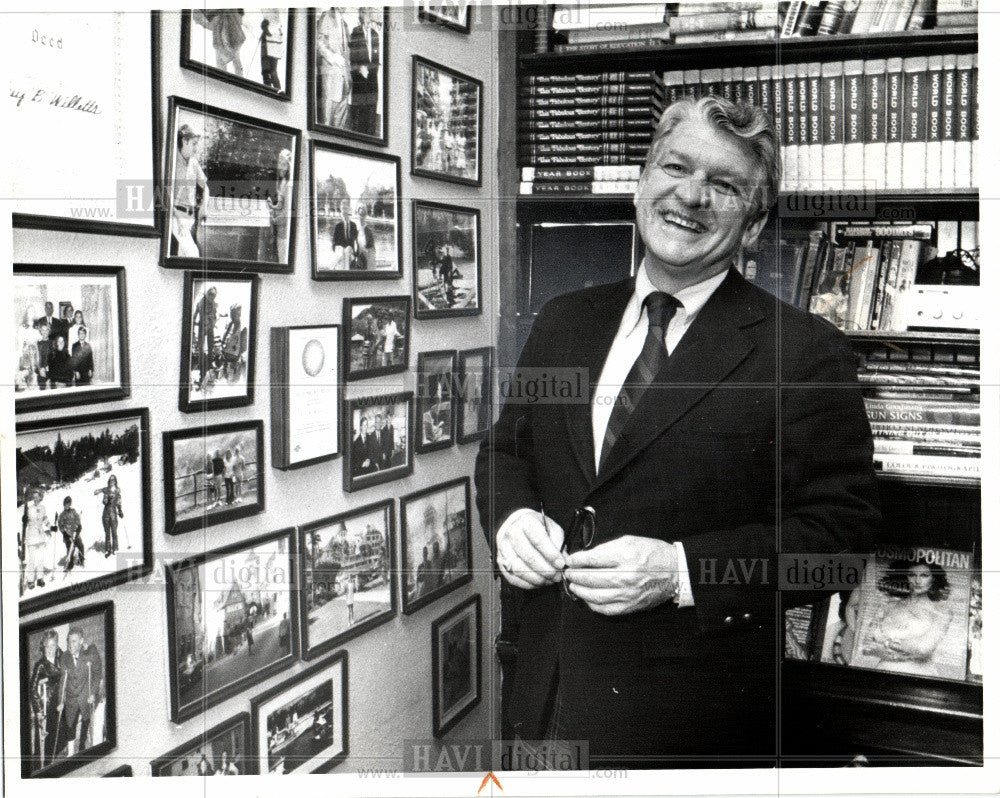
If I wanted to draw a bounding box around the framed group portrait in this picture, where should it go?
[14,265,130,414]
[15,409,153,616]
[181,9,293,100]
[412,201,481,319]
[343,296,411,380]
[20,601,117,778]
[416,350,456,454]
[343,391,414,493]
[411,56,482,186]
[310,141,402,279]
[418,0,473,33]
[400,477,473,615]
[431,594,481,737]
[457,346,493,444]
[250,651,349,774]
[165,528,298,723]
[161,96,301,273]
[162,419,265,535]
[179,271,258,413]
[150,713,251,777]
[298,500,397,660]
[308,7,389,145]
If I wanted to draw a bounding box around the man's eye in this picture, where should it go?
[713,180,738,195]
[660,163,685,175]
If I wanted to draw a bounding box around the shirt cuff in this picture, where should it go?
[673,541,695,607]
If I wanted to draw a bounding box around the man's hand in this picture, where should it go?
[496,510,565,590]
[564,536,678,615]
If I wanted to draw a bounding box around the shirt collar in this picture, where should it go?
[623,260,729,335]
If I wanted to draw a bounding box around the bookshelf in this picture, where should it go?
[498,4,982,767]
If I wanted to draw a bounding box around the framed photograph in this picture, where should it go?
[412,201,481,318]
[343,296,410,380]
[11,12,160,236]
[14,265,130,414]
[165,528,298,723]
[103,765,133,777]
[400,477,473,615]
[162,420,265,535]
[457,347,493,444]
[15,409,153,616]
[181,10,293,100]
[418,0,472,33]
[161,96,300,273]
[343,392,414,493]
[308,7,389,145]
[150,713,250,776]
[411,56,482,186]
[271,325,341,470]
[20,601,117,778]
[431,594,481,737]
[310,141,402,279]
[416,350,456,454]
[299,500,396,660]
[250,651,348,774]
[179,272,258,413]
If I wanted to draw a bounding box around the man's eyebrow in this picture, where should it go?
[659,148,747,181]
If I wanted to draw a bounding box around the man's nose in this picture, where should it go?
[676,174,710,207]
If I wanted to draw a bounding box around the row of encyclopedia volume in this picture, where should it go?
[663,54,978,191]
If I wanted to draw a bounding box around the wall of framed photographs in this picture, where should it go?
[9,5,498,780]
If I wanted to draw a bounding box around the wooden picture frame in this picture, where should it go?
[15,409,153,616]
[342,391,414,493]
[342,296,411,380]
[165,528,298,723]
[418,0,472,33]
[162,420,265,535]
[416,350,456,454]
[14,265,130,414]
[400,477,473,615]
[412,200,482,319]
[150,712,251,776]
[457,346,493,444]
[431,594,481,737]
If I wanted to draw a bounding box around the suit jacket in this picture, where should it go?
[349,25,379,103]
[474,268,880,765]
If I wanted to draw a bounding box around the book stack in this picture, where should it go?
[668,2,780,45]
[519,165,641,195]
[550,2,671,53]
[781,0,978,37]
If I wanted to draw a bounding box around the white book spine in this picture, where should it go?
[808,62,823,191]
[863,59,887,192]
[822,61,845,191]
[784,63,799,191]
[796,63,809,191]
[901,56,928,190]
[925,55,944,190]
[954,54,973,189]
[843,60,865,193]
[885,57,904,190]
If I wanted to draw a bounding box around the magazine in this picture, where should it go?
[784,604,814,660]
[966,574,982,683]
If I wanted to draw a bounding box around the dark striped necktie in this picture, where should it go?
[599,291,681,473]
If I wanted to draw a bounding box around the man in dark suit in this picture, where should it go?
[348,7,380,134]
[474,96,880,769]
[332,200,359,270]
[352,416,375,476]
[38,302,58,337]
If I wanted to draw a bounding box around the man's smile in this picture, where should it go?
[656,207,708,234]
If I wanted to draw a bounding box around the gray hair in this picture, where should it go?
[646,96,781,215]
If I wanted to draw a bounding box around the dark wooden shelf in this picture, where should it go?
[874,471,981,489]
[845,329,980,346]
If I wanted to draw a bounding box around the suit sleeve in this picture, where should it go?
[679,316,880,634]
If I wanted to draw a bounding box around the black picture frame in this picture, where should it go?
[103,765,133,777]
[160,95,301,274]
[15,409,153,616]
[400,477,473,615]
[162,419,265,535]
[178,271,259,413]
[180,10,294,101]
[298,500,397,661]
[12,12,162,237]
[411,56,483,187]
[14,265,131,414]
[418,0,472,33]
[250,650,349,774]
[150,712,251,776]
[412,200,482,319]
[20,601,117,778]
[165,527,299,723]
[342,391,415,493]
[457,346,494,444]
[431,594,481,737]
[342,296,411,380]
[307,7,390,146]
[416,350,456,454]
[310,140,403,280]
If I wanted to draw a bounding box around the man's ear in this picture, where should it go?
[742,209,769,250]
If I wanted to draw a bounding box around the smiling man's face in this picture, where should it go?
[635,114,768,292]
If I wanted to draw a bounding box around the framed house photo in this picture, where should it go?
[179,271,258,413]
[431,594,481,737]
[181,10,293,100]
[298,500,396,660]
[165,528,298,723]
[457,346,493,444]
[412,201,481,318]
[150,713,251,776]
[308,7,388,145]
[310,141,402,280]
[16,409,153,616]
[161,96,300,273]
[411,56,482,186]
[418,0,472,33]
[11,12,160,236]
[162,420,265,535]
[400,477,473,615]
[343,296,410,380]
[271,325,341,470]
[416,350,456,454]
[20,601,117,778]
[343,391,414,493]
[14,265,130,414]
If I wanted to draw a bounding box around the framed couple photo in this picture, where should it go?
[343,296,410,380]
[417,350,456,454]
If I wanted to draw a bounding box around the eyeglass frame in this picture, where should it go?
[560,505,596,601]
